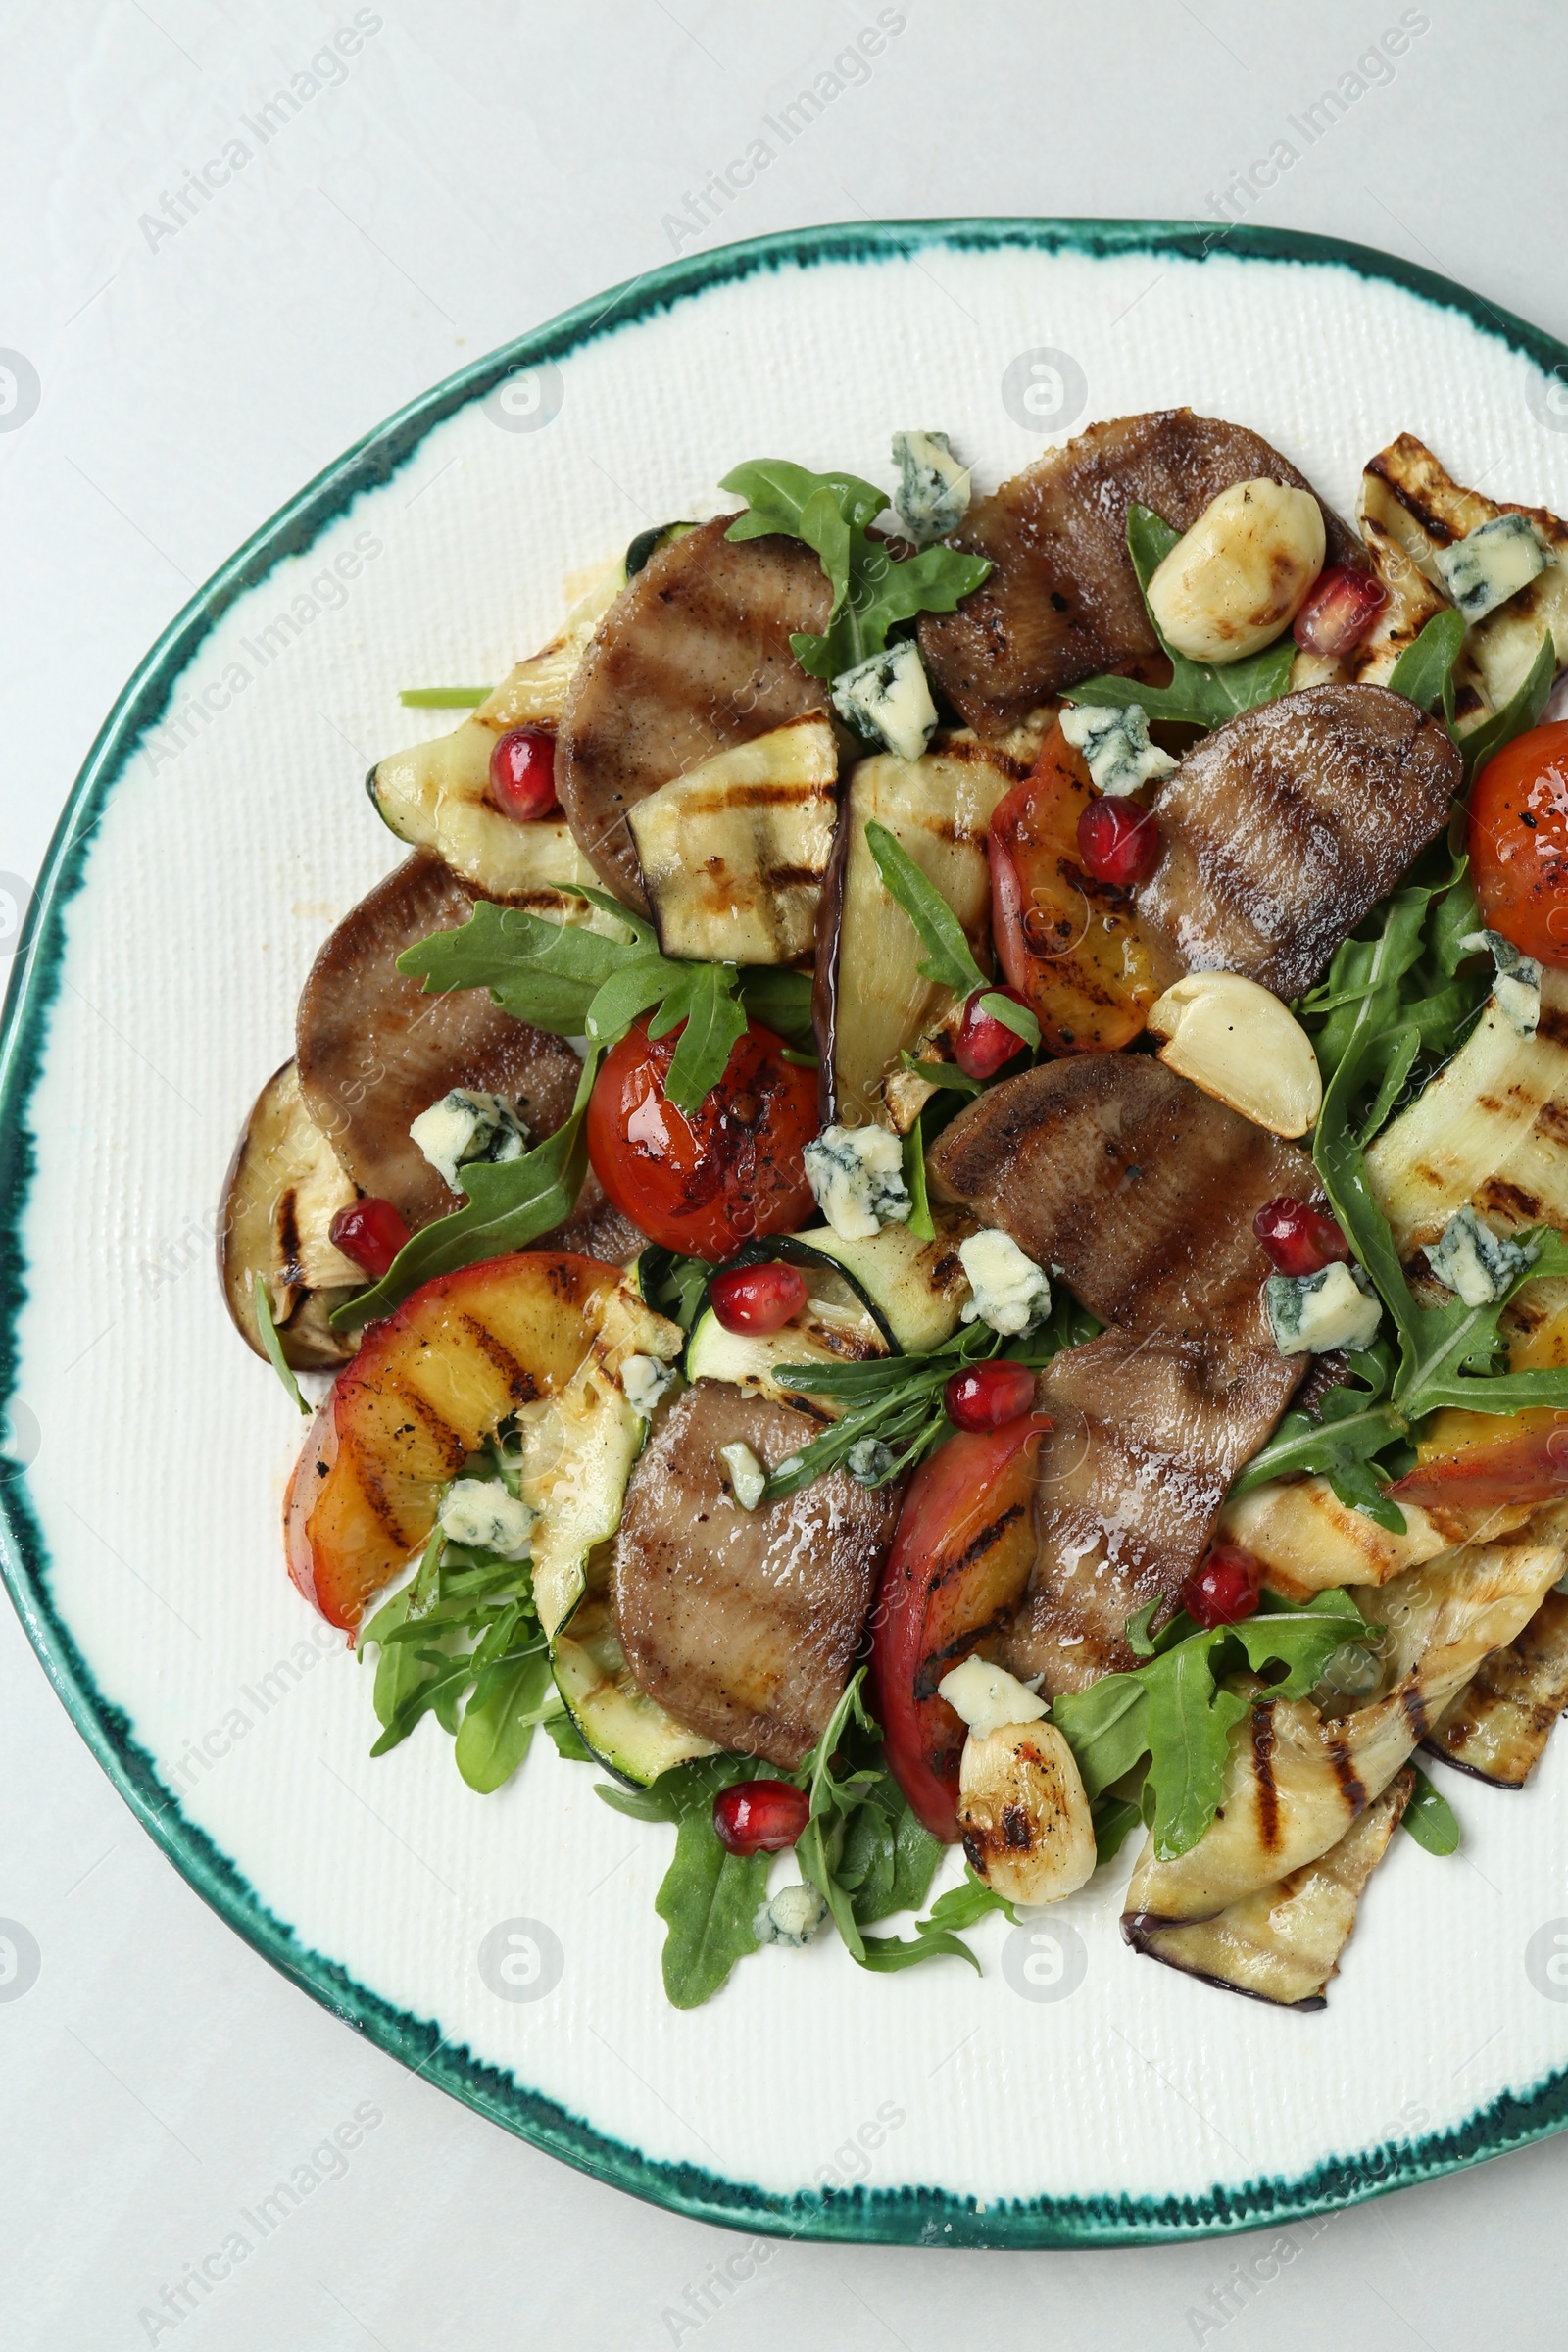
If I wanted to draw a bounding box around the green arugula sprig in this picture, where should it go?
[720,460,990,681]
[864,818,1042,1054]
[1402,1764,1461,1856]
[1052,1590,1367,1862]
[1064,506,1298,728]
[766,1287,1099,1502]
[1387,608,1556,784]
[253,1274,311,1415]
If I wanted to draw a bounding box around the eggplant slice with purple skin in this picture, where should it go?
[917,409,1364,738]
[295,850,643,1256]
[1423,1587,1568,1788]
[219,1059,362,1368]
[558,517,833,911]
[1127,1771,1413,2011]
[1132,683,1461,1000]
[612,1383,900,1768]
[928,1054,1317,1692]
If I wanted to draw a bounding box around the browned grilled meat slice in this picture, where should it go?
[296,852,586,1231]
[918,410,1362,736]
[929,1056,1313,1690]
[612,1383,899,1766]
[558,517,833,908]
[1134,684,1461,998]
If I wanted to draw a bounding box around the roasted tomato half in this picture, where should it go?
[988,723,1160,1052]
[587,1015,818,1260]
[1468,720,1568,966]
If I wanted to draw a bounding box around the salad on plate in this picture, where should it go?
[221,408,1568,2009]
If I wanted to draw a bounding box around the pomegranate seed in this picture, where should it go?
[1077,796,1160,889]
[954,986,1031,1080]
[1252,1196,1350,1278]
[1181,1543,1260,1630]
[712,1779,809,1854]
[329,1197,412,1281]
[710,1262,808,1335]
[1293,565,1388,659]
[488,725,559,821]
[945,1359,1037,1431]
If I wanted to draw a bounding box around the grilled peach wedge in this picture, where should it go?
[286,1250,674,1630]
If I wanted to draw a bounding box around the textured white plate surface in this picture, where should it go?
[8,222,1568,2244]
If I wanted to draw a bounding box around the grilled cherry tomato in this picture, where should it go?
[1467,720,1568,965]
[587,1016,818,1260]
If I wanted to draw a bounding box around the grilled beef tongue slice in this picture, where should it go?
[927,1056,1317,1692]
[613,1383,899,1767]
[917,409,1363,737]
[559,516,833,911]
[296,850,643,1256]
[1133,683,1461,999]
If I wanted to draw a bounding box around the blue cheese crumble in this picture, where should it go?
[1434,512,1549,622]
[1058,702,1177,797]
[891,429,971,544]
[1266,1261,1382,1354]
[1427,1206,1533,1306]
[619,1353,676,1416]
[1460,927,1543,1038]
[958,1228,1052,1336]
[438,1478,537,1557]
[753,1882,829,1948]
[830,639,938,763]
[718,1440,766,1511]
[409,1088,529,1196]
[803,1123,911,1241]
[846,1437,895,1486]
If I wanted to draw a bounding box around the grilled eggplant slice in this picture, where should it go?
[220,1060,362,1368]
[1365,968,1568,1256]
[769,1213,975,1354]
[612,1383,900,1767]
[917,410,1361,737]
[1128,1772,1413,2009]
[625,712,837,964]
[815,732,1027,1129]
[930,1055,1316,1690]
[1217,1476,1462,1600]
[1124,1516,1568,1925]
[1424,1588,1568,1787]
[1132,685,1460,1000]
[559,518,832,909]
[368,558,614,903]
[684,1262,886,1416]
[295,853,588,1231]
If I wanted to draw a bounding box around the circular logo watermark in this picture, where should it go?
[482,362,564,434]
[477,1916,564,2002]
[1001,1917,1087,2002]
[1001,347,1087,436]
[0,1921,41,2002]
[0,873,34,958]
[1528,366,1568,437]
[0,1400,40,1483]
[0,352,40,434]
[1525,1917,1568,2000]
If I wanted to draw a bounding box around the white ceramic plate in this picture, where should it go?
[9,220,1568,2247]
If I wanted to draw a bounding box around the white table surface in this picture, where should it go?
[6,3,1568,2344]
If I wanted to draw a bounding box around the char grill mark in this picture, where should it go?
[929,1057,1315,1692]
[1134,684,1460,998]
[917,409,1361,737]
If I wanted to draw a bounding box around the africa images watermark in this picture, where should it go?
[661,7,908,254]
[137,12,385,256]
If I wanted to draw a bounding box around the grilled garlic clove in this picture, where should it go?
[957,1719,1097,1906]
[1147,971,1323,1138]
[1147,479,1326,665]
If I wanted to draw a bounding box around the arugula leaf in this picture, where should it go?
[332,1048,598,1326]
[737,965,815,1054]
[642,1757,774,2009]
[399,685,493,708]
[1091,1792,1146,1866]
[1386,610,1464,719]
[923,1867,1017,1934]
[649,958,749,1111]
[1455,627,1556,785]
[903,1111,935,1243]
[1052,1592,1364,1860]
[1384,610,1555,785]
[636,1246,711,1333]
[1065,505,1298,728]
[978,990,1041,1054]
[721,458,990,681]
[1402,1764,1460,1856]
[453,1649,555,1793]
[252,1275,311,1415]
[864,820,986,999]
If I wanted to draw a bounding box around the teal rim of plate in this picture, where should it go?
[4,218,1568,2250]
